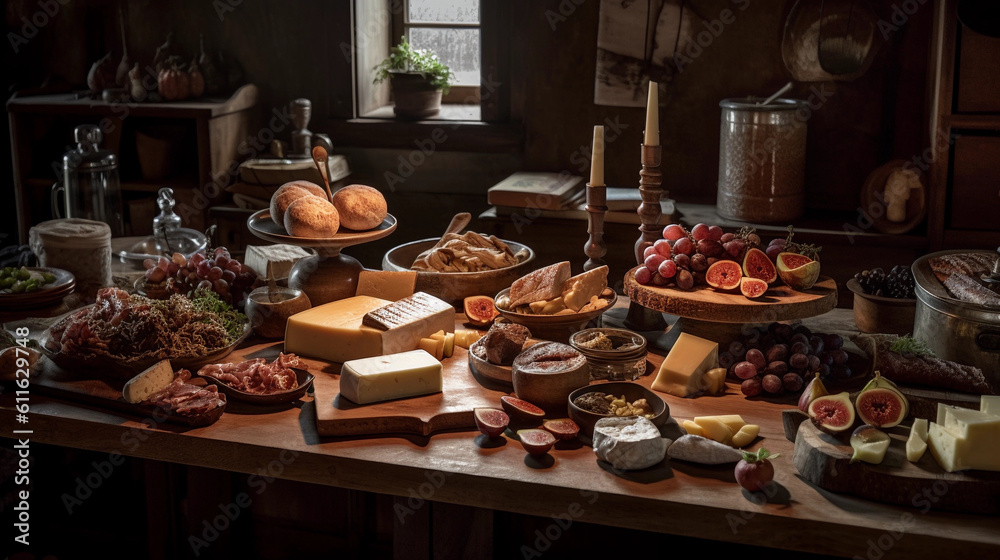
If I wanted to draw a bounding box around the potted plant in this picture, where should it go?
[373,36,455,119]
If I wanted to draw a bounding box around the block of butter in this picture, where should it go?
[284,295,454,364]
[339,349,443,405]
[651,332,719,397]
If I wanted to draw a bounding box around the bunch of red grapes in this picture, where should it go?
[634,222,765,289]
[142,246,257,306]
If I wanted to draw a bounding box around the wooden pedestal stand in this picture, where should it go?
[584,182,607,272]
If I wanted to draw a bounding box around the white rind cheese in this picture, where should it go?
[592,416,667,470]
[667,434,744,464]
[244,244,313,280]
[339,350,443,405]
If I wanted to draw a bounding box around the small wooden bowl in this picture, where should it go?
[494,288,617,344]
[847,278,916,335]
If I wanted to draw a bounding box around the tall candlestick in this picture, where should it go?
[644,80,659,146]
[590,125,605,187]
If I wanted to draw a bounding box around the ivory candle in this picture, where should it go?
[644,80,659,146]
[590,125,605,187]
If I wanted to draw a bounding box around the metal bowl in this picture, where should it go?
[382,238,535,307]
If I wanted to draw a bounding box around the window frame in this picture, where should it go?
[391,2,481,104]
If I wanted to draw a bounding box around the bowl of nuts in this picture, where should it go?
[567,381,669,437]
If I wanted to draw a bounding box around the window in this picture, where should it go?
[398,0,481,104]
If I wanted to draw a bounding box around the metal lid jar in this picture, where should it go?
[717,98,807,223]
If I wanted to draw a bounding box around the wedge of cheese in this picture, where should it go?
[339,350,443,405]
[592,416,667,471]
[651,333,719,397]
[356,269,417,301]
[122,359,175,404]
[561,265,608,311]
[284,295,454,364]
[927,405,1000,472]
[981,395,1000,416]
[244,244,313,280]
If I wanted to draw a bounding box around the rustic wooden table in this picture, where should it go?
[3,304,998,559]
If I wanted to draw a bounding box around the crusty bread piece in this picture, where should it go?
[508,261,571,307]
[270,181,329,227]
[284,195,340,238]
[332,184,388,230]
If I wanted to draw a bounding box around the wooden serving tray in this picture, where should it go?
[790,415,1000,515]
[624,265,838,323]
[312,345,511,437]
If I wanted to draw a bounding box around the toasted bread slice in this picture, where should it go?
[508,261,571,307]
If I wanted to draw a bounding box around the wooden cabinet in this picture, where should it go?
[7,84,258,244]
[929,0,1000,248]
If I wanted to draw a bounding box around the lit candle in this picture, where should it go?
[590,125,605,187]
[644,80,659,146]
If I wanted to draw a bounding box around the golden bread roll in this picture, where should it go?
[332,184,388,230]
[270,181,329,227]
[283,195,340,238]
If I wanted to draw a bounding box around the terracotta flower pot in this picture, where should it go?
[390,72,442,119]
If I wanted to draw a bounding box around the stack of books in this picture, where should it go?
[488,172,659,224]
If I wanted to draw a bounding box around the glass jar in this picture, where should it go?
[716,98,807,223]
[29,218,112,300]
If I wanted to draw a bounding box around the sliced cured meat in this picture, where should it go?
[942,273,1000,308]
[196,353,305,394]
[928,253,996,282]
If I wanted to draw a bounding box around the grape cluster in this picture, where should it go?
[142,246,257,307]
[722,322,851,399]
[854,265,915,299]
[633,222,762,289]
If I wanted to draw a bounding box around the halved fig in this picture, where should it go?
[500,395,545,426]
[474,407,510,438]
[517,428,557,455]
[464,296,499,327]
[807,392,856,434]
[854,388,908,428]
[743,248,778,284]
[860,371,909,417]
[542,418,580,441]
[705,260,742,291]
[776,252,820,290]
[740,277,768,299]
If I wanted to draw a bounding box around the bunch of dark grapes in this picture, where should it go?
[855,265,914,299]
[142,246,258,307]
[633,223,761,289]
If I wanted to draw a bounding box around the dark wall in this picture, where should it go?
[4,0,935,248]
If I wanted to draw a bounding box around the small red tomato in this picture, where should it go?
[734,448,780,492]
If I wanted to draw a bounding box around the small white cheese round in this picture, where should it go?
[592,416,668,471]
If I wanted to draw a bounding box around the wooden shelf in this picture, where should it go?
[6,84,258,119]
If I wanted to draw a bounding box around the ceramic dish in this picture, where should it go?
[493,287,617,343]
[201,368,314,405]
[383,238,535,307]
[567,381,669,437]
[0,267,75,310]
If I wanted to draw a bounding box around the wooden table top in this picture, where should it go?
[4,304,998,559]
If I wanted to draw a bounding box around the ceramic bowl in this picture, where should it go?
[382,238,535,307]
[567,381,669,437]
[494,287,617,344]
[847,278,916,335]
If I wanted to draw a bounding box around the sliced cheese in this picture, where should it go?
[356,269,417,301]
[730,424,760,448]
[454,329,485,349]
[691,416,733,445]
[443,332,455,358]
[928,422,964,473]
[339,350,443,405]
[906,418,928,462]
[122,359,175,404]
[561,265,608,311]
[927,418,1000,473]
[694,414,746,433]
[651,332,718,397]
[681,420,705,437]
[702,367,727,395]
[942,406,1000,439]
[284,295,453,364]
[981,395,1000,416]
[244,244,313,280]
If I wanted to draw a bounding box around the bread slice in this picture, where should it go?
[508,261,571,307]
[561,265,608,311]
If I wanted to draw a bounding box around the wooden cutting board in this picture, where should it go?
[789,415,1000,515]
[30,357,225,427]
[312,345,511,437]
[624,266,838,323]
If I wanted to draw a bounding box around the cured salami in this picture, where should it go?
[851,333,996,395]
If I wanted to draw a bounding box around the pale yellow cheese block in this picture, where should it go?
[122,359,175,404]
[651,332,719,397]
[906,418,928,462]
[561,265,608,311]
[980,395,1000,416]
[339,349,443,405]
[694,414,746,433]
[284,295,454,364]
[356,269,417,301]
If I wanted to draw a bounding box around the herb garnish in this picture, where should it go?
[191,289,247,343]
[890,335,934,358]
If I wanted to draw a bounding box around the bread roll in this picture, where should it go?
[270,181,329,227]
[283,195,340,238]
[332,184,387,230]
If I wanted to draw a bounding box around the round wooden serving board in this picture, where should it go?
[624,265,838,324]
[792,418,1000,515]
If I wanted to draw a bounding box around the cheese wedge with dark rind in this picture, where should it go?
[123,359,175,404]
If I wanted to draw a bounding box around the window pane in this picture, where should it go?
[408,0,478,24]
[409,27,480,86]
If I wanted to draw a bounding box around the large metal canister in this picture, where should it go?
[912,250,1000,390]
